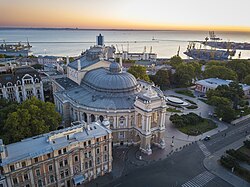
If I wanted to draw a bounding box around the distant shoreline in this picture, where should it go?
[0,27,249,33]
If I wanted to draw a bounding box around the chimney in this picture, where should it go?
[77,59,81,71]
[66,56,69,65]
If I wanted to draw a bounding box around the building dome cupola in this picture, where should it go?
[109,62,121,73]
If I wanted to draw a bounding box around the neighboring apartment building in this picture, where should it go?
[195,78,250,97]
[0,121,112,187]
[0,66,44,102]
[38,56,63,65]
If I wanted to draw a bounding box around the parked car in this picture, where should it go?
[203,135,211,141]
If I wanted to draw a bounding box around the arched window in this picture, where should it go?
[119,116,125,126]
[16,80,21,85]
[90,114,95,122]
[35,78,40,83]
[99,115,104,122]
[89,160,92,168]
[82,112,87,122]
[7,82,12,87]
[85,162,88,169]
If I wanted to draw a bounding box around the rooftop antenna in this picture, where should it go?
[150,46,152,53]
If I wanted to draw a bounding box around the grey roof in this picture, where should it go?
[1,122,111,166]
[68,55,99,70]
[55,77,78,90]
[59,84,138,110]
[83,66,138,93]
[0,66,41,86]
[196,78,250,91]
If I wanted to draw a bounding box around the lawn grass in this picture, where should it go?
[238,146,250,158]
[185,99,197,105]
[175,89,195,98]
[186,105,198,109]
[198,98,210,105]
[178,119,217,136]
[166,108,182,113]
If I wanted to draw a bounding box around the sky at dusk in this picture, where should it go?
[1,0,250,31]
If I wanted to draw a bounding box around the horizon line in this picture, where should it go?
[1,26,250,33]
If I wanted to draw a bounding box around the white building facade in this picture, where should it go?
[0,66,44,103]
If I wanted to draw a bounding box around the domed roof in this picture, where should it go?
[82,67,139,93]
[109,62,121,73]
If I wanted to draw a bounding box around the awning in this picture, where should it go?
[72,174,85,185]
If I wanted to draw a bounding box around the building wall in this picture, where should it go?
[0,74,44,103]
[54,89,166,155]
[1,130,112,187]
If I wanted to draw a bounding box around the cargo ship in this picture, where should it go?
[201,31,250,50]
[184,42,236,61]
[0,41,32,57]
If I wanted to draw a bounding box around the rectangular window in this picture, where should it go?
[22,161,26,167]
[60,171,64,179]
[13,177,18,184]
[24,173,29,181]
[36,169,40,176]
[38,179,42,187]
[65,169,69,176]
[104,145,107,152]
[88,140,91,145]
[96,138,99,142]
[63,148,67,153]
[59,161,63,168]
[64,159,68,166]
[84,152,88,158]
[74,156,78,162]
[84,142,86,147]
[58,150,62,155]
[89,151,92,157]
[10,165,15,171]
[96,148,100,154]
[48,165,53,172]
[47,153,51,158]
[50,175,54,183]
[34,157,39,163]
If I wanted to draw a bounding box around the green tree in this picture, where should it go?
[174,63,195,86]
[127,65,150,82]
[150,69,170,90]
[215,105,236,122]
[243,74,250,85]
[203,65,237,80]
[1,97,61,144]
[226,60,250,82]
[170,55,183,68]
[190,62,202,79]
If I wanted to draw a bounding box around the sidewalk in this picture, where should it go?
[204,137,250,187]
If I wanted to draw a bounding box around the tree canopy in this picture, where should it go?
[0,97,61,144]
[150,69,170,90]
[174,63,195,87]
[206,82,245,122]
[203,65,237,80]
[170,55,183,68]
[127,65,150,82]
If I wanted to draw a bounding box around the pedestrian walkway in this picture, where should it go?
[181,171,215,187]
[197,141,211,157]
